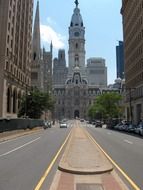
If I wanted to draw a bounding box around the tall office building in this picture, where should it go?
[87,58,107,87]
[0,0,33,118]
[121,0,143,123]
[116,41,124,79]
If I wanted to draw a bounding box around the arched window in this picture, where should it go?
[18,91,21,110]
[7,87,11,113]
[75,54,79,62]
[75,43,78,49]
[33,52,36,60]
[13,88,17,113]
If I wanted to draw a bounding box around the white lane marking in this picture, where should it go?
[107,132,112,135]
[0,135,28,145]
[0,137,40,157]
[124,139,133,144]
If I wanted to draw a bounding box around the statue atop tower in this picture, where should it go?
[75,0,79,7]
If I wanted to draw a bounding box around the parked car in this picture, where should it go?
[113,123,123,130]
[60,122,67,128]
[43,121,52,129]
[91,120,96,125]
[135,123,143,136]
[127,124,136,133]
[80,119,84,122]
[95,120,102,128]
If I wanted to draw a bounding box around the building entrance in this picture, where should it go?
[74,110,79,118]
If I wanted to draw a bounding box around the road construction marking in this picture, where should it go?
[34,130,72,190]
[124,139,133,144]
[0,137,40,157]
[85,129,140,190]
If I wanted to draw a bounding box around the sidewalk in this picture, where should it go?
[49,121,130,190]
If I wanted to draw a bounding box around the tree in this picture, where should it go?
[18,88,55,119]
[88,92,122,120]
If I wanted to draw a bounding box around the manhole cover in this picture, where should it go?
[76,183,104,190]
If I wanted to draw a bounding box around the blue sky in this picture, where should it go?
[34,0,123,84]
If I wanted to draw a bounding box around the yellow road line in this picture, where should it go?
[34,130,72,190]
[85,129,141,190]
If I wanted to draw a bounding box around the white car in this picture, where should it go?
[60,123,67,128]
[135,124,143,136]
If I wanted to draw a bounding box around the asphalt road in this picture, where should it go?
[86,124,143,189]
[0,125,71,190]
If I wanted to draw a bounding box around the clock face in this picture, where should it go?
[74,31,80,37]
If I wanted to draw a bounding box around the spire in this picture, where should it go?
[32,0,41,61]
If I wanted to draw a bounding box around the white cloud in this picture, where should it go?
[46,17,56,26]
[40,24,66,49]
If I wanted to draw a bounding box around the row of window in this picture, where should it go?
[125,16,142,52]
[125,29,143,64]
[124,1,143,32]
[54,90,101,96]
[56,100,92,106]
[126,44,143,75]
[126,58,143,80]
[127,72,143,87]
[5,61,30,85]
[126,86,143,101]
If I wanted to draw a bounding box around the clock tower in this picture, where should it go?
[68,0,86,75]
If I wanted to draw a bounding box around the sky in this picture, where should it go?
[33,0,123,84]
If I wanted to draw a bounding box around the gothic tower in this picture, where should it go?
[68,0,86,76]
[32,0,41,61]
[31,0,43,90]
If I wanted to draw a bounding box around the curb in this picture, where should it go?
[58,165,113,175]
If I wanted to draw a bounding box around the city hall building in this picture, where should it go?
[53,1,107,119]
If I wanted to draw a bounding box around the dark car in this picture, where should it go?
[80,119,84,122]
[127,124,136,133]
[95,120,102,128]
[43,121,52,129]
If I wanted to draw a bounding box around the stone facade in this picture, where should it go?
[54,68,101,120]
[53,50,68,86]
[0,0,33,118]
[42,46,53,93]
[121,0,143,123]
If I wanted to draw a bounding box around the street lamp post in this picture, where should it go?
[126,87,136,124]
[25,85,28,118]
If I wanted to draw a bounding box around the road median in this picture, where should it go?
[59,125,113,174]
